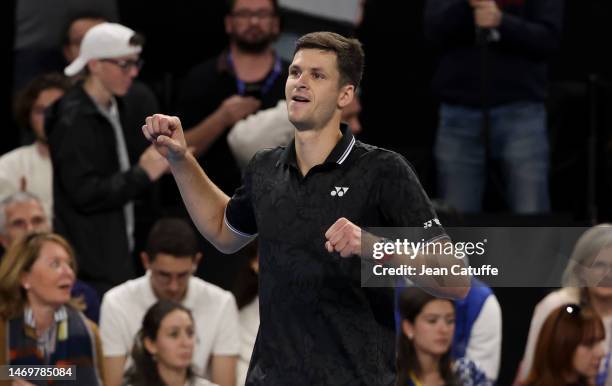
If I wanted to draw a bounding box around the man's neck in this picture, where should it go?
[294,118,343,177]
[229,44,275,83]
[83,76,112,108]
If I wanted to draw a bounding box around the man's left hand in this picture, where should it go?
[325,217,362,258]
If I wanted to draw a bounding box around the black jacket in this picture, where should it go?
[176,51,289,195]
[46,84,154,292]
[424,0,564,107]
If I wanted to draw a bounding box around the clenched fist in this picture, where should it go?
[142,114,188,162]
[324,217,362,258]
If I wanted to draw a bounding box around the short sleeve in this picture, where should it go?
[99,294,133,357]
[378,152,446,242]
[211,294,240,355]
[225,155,258,237]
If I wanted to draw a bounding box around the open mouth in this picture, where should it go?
[58,283,72,291]
[292,95,310,103]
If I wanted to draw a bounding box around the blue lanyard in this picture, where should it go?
[227,52,282,96]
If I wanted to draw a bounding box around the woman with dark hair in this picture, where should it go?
[0,72,70,217]
[396,287,488,386]
[125,300,217,386]
[527,304,605,386]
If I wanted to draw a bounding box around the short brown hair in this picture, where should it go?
[294,32,364,88]
[145,218,199,261]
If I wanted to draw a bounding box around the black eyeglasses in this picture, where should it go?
[100,58,144,72]
[231,9,276,19]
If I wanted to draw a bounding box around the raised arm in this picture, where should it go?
[142,114,253,253]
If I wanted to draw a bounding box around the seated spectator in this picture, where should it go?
[0,192,48,251]
[526,304,605,386]
[231,241,259,385]
[451,278,502,382]
[100,218,239,386]
[0,73,70,218]
[124,300,218,386]
[0,232,104,385]
[396,287,489,386]
[517,224,612,385]
[0,192,100,323]
[47,22,168,294]
[394,278,501,383]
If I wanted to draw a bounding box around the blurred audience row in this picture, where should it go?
[1,194,612,385]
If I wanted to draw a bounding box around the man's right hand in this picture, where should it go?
[218,95,261,127]
[142,114,188,162]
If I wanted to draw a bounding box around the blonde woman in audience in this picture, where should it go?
[518,224,612,385]
[124,300,217,386]
[0,232,104,385]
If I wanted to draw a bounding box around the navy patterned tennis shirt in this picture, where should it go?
[226,124,446,385]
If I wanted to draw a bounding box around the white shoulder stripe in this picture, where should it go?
[337,136,356,165]
[224,208,258,238]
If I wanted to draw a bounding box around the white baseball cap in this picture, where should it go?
[64,22,142,76]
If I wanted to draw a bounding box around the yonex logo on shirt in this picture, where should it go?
[423,218,441,229]
[331,187,349,197]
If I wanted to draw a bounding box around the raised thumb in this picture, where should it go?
[156,135,182,151]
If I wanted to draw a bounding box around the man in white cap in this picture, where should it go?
[46,22,168,295]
